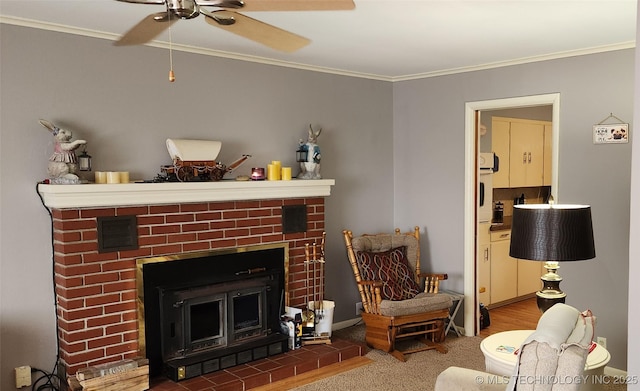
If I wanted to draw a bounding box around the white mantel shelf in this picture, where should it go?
[37,179,335,209]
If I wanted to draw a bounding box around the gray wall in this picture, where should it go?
[0,22,635,389]
[627,3,640,389]
[392,51,634,371]
[0,24,393,390]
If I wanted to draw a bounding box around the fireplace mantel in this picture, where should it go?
[37,179,335,208]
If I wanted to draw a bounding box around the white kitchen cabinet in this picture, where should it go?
[492,119,510,188]
[490,230,517,304]
[478,222,491,305]
[491,117,551,188]
[509,121,545,187]
[489,229,541,305]
[518,259,542,296]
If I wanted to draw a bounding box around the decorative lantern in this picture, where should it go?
[296,146,308,163]
[78,148,92,171]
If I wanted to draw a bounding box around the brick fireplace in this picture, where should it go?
[37,180,334,377]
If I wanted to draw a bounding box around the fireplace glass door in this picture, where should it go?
[159,276,271,362]
[230,286,268,342]
[185,296,226,352]
[160,285,228,360]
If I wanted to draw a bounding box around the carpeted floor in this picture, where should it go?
[291,324,627,391]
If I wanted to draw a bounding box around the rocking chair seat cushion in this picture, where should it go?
[379,292,453,317]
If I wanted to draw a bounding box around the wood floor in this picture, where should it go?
[479,297,541,337]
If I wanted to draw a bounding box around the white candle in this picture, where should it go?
[119,171,130,183]
[106,171,120,184]
[94,171,107,184]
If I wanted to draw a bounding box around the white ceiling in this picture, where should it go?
[0,0,637,81]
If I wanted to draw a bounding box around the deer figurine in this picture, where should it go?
[297,125,322,179]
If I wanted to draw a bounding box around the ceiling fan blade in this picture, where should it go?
[240,0,355,12]
[116,0,165,4]
[202,10,310,52]
[196,0,244,8]
[114,12,177,46]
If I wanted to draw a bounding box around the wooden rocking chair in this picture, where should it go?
[343,226,453,361]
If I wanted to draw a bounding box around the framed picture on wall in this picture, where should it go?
[593,123,629,144]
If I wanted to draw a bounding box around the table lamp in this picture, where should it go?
[509,204,595,312]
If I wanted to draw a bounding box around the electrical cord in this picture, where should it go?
[347,317,363,328]
[35,182,63,391]
[30,367,65,391]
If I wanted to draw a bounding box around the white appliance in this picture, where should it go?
[478,153,495,223]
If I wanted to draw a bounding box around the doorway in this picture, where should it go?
[463,94,560,336]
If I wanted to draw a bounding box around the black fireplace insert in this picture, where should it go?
[137,244,289,380]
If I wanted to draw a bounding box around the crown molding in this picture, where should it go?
[1,15,635,83]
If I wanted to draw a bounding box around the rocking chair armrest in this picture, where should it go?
[356,280,383,314]
[419,273,448,294]
[417,273,448,281]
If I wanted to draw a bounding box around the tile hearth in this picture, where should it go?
[149,338,366,391]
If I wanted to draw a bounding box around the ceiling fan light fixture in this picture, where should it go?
[167,0,200,19]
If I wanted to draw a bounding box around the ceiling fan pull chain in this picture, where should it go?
[168,14,176,82]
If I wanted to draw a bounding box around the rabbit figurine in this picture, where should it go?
[297,125,322,179]
[40,119,87,182]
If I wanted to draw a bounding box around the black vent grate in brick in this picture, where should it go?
[281,205,307,234]
[97,215,138,253]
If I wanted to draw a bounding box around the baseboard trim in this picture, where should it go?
[332,317,362,331]
[604,366,627,377]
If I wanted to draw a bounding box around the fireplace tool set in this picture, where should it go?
[301,233,331,345]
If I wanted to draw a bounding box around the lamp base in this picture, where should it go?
[536,292,566,313]
[536,261,567,312]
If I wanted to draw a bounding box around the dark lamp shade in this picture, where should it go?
[509,204,596,262]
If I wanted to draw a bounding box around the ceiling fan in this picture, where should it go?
[114,0,355,52]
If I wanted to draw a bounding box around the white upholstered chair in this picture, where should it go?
[435,303,596,391]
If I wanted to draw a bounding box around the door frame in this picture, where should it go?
[463,93,560,336]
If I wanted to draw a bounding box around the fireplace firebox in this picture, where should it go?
[137,243,289,381]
